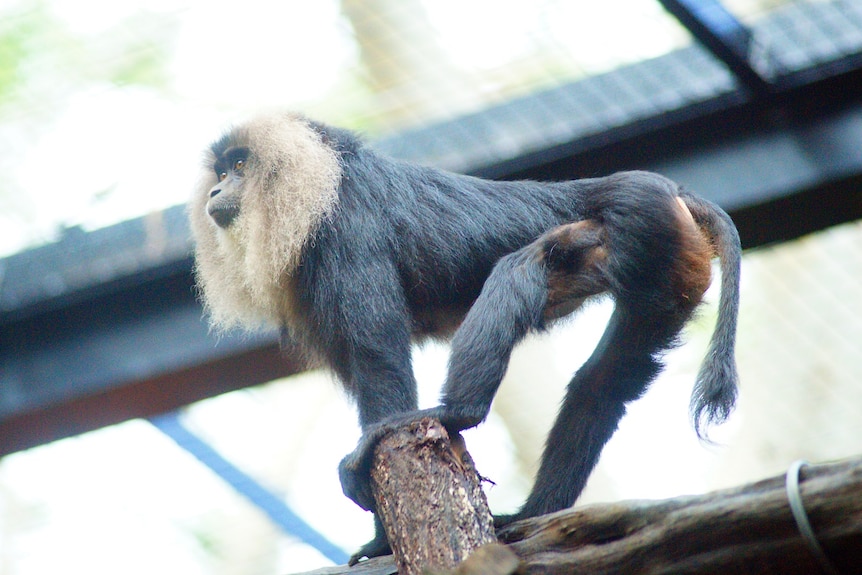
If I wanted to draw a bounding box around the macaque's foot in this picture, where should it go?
[347,522,391,565]
[493,513,519,529]
[493,511,533,543]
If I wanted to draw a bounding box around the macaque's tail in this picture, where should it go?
[680,193,742,440]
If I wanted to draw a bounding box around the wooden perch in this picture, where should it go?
[370,417,498,575]
[502,456,862,573]
[295,441,862,575]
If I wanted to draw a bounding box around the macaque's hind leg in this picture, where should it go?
[507,193,715,525]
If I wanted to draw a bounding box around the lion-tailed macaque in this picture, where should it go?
[189,112,741,563]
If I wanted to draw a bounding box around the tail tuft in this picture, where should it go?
[691,350,738,441]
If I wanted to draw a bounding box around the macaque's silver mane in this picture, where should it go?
[188,112,342,331]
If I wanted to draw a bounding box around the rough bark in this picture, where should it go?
[500,457,861,574]
[369,417,498,575]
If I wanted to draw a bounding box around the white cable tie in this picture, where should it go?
[785,460,840,575]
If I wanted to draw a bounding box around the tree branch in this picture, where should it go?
[500,457,861,574]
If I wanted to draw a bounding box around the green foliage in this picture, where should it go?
[0,2,55,106]
[0,2,176,112]
[101,12,177,90]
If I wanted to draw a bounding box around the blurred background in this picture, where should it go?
[1,0,861,572]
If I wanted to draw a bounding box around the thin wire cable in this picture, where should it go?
[785,460,840,575]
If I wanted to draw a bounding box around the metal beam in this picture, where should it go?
[657,0,775,94]
[151,413,349,564]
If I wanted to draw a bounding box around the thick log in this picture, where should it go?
[500,457,862,574]
[369,417,498,575]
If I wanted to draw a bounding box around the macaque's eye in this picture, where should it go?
[218,171,228,182]
[233,159,245,172]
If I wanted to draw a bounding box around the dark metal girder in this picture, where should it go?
[0,270,305,455]
[657,0,775,94]
[0,342,299,455]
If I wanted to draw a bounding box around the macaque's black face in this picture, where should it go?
[207,146,249,228]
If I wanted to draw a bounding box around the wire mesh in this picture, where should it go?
[726,0,862,72]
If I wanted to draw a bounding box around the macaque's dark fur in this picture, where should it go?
[190,112,741,563]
